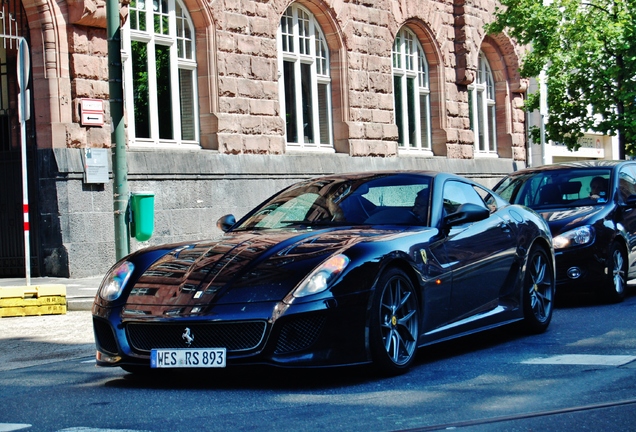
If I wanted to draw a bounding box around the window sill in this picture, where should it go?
[285,145,336,154]
[474,152,499,159]
[398,148,434,157]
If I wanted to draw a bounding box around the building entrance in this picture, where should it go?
[0,0,39,277]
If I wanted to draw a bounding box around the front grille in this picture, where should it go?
[126,321,267,353]
[93,317,119,354]
[274,315,326,354]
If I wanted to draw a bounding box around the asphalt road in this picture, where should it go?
[1,290,635,431]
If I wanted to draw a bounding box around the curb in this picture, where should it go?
[67,297,94,311]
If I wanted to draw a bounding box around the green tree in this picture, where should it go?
[487,0,636,158]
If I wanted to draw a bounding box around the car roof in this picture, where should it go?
[310,170,476,184]
[510,160,636,176]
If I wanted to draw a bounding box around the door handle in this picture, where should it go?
[498,222,511,233]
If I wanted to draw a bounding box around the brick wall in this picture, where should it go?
[24,0,526,159]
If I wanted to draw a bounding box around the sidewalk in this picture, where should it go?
[0,275,103,312]
[0,276,102,370]
[0,310,96,371]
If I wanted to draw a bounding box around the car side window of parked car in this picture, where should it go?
[473,185,499,213]
[495,174,544,208]
[442,181,489,216]
[618,166,636,202]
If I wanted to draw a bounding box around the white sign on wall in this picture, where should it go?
[80,98,105,126]
[84,148,109,183]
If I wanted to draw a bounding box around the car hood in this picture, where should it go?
[536,205,606,236]
[124,227,414,309]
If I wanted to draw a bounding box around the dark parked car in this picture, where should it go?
[494,160,636,302]
[93,171,555,375]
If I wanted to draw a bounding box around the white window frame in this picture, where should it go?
[469,52,497,156]
[392,27,432,154]
[122,0,199,148]
[277,4,333,151]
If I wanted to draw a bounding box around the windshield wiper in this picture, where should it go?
[230,226,271,232]
[281,220,348,227]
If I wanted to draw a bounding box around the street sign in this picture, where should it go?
[17,38,30,122]
[17,38,30,90]
[81,112,105,126]
[80,98,105,126]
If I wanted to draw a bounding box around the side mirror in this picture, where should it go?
[216,214,236,232]
[444,203,490,227]
[624,194,636,208]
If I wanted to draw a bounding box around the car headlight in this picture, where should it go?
[553,225,595,250]
[98,261,135,301]
[293,254,350,298]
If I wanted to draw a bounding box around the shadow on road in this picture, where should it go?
[101,325,524,391]
[98,285,636,391]
[555,284,636,308]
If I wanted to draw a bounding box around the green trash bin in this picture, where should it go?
[130,191,155,241]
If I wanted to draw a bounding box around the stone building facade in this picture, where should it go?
[0,0,528,277]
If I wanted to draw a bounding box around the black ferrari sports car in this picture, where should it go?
[93,171,555,375]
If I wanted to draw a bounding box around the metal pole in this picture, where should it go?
[539,69,548,166]
[17,37,31,285]
[107,0,129,260]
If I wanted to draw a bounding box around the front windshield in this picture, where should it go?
[496,168,612,209]
[235,174,432,230]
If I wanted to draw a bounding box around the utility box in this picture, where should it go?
[130,191,155,241]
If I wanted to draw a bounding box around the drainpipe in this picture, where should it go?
[107,0,129,260]
[539,69,548,166]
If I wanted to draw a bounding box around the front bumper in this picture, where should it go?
[554,244,606,291]
[92,291,372,369]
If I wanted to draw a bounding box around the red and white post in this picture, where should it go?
[17,37,31,285]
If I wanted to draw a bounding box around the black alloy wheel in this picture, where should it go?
[523,245,555,333]
[369,268,419,375]
[603,242,627,303]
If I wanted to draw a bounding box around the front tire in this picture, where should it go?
[523,246,555,334]
[369,268,419,375]
[602,242,626,303]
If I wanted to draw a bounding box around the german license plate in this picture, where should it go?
[150,348,226,368]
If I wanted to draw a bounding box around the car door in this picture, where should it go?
[438,180,518,322]
[616,164,636,278]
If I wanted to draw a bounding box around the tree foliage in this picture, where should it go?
[487,0,636,158]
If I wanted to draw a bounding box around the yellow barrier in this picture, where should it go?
[0,285,67,317]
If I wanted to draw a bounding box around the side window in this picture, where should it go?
[442,181,488,215]
[278,4,333,149]
[474,185,498,212]
[618,166,636,202]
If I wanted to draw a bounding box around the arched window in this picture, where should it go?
[278,4,332,149]
[123,0,199,147]
[469,52,496,155]
[392,27,431,152]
